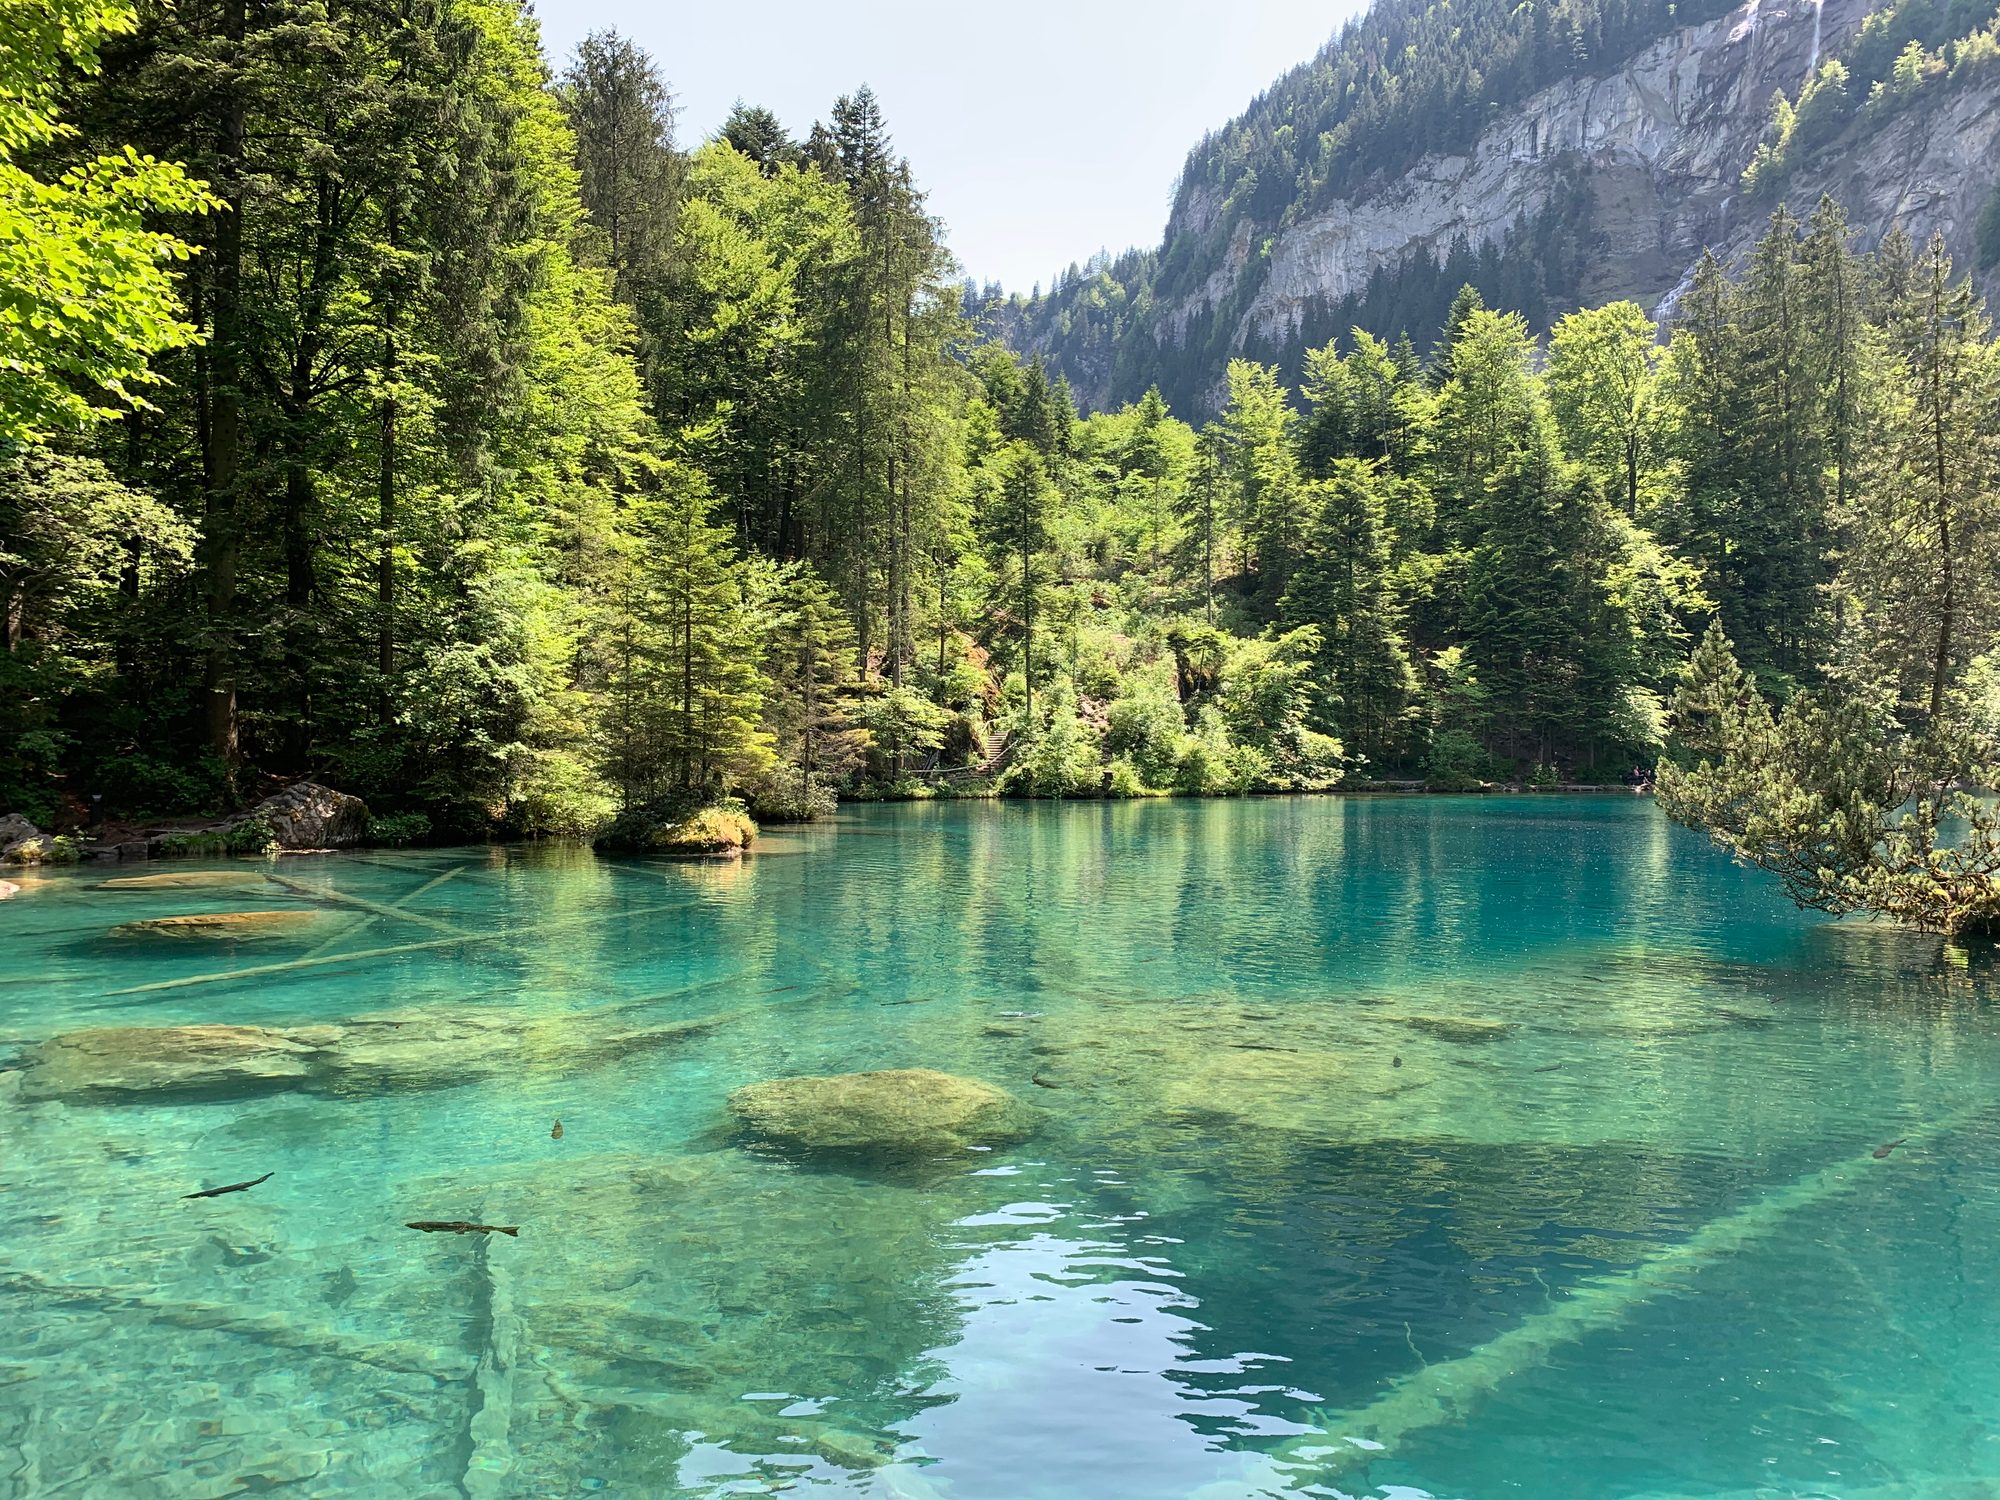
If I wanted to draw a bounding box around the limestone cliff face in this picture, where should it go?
[1157,0,1995,353]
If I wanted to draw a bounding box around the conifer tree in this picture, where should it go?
[1280,460,1413,759]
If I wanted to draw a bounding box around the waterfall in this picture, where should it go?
[1807,0,1826,74]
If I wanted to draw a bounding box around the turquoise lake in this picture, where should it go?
[2,795,1998,1499]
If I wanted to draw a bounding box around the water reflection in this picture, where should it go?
[2,798,1998,1498]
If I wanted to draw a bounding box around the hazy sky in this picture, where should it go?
[533,2,1360,294]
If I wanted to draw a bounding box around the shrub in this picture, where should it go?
[154,817,278,858]
[1005,685,1104,797]
[1107,756,1166,798]
[748,765,839,822]
[1425,728,1493,791]
[1105,677,1185,786]
[512,748,618,839]
[95,754,211,818]
[366,812,433,847]
[599,800,758,856]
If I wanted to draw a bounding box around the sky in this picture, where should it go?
[533,1,1362,295]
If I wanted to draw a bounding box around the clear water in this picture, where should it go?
[3,796,1998,1500]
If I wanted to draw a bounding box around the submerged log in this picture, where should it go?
[0,1267,465,1381]
[100,871,274,891]
[1275,1109,1979,1484]
[112,911,320,939]
[461,1232,521,1500]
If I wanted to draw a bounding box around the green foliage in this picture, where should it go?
[154,817,276,859]
[1106,756,1166,798]
[1005,682,1103,798]
[0,0,215,441]
[1104,670,1186,788]
[13,0,1997,854]
[1659,625,2000,939]
[3,832,81,864]
[747,764,839,823]
[1425,729,1495,791]
[366,812,434,848]
[854,686,952,769]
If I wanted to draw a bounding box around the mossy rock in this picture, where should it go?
[650,806,756,856]
[20,1008,736,1104]
[111,910,321,939]
[1397,1015,1516,1044]
[3,834,80,866]
[19,1024,328,1102]
[597,802,757,857]
[313,1007,733,1094]
[729,1068,1035,1156]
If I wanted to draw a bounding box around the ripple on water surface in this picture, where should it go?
[1,797,1998,1499]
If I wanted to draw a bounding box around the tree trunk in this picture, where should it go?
[377,206,399,726]
[283,423,317,771]
[1927,278,1956,724]
[201,0,248,781]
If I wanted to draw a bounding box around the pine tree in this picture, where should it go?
[719,103,794,173]
[1850,232,2000,719]
[987,442,1054,721]
[608,466,773,805]
[1216,359,1302,599]
[561,29,681,384]
[1279,460,1413,759]
[764,566,864,793]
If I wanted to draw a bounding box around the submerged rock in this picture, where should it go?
[18,1007,732,1104]
[111,910,321,939]
[312,1007,732,1095]
[0,879,17,900]
[1397,1015,1515,1044]
[21,1024,324,1102]
[730,1068,1035,1156]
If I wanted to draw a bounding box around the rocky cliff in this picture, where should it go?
[1006,0,2000,412]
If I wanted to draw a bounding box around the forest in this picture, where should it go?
[1,0,1997,926]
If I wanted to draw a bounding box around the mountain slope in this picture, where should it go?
[998,0,2000,413]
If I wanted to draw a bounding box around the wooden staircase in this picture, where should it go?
[932,728,1014,784]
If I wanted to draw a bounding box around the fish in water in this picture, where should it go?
[322,1265,359,1306]
[183,1172,272,1200]
[406,1221,519,1237]
[1392,1056,1402,1068]
[1534,1063,1563,1073]
[551,1119,564,1140]
[1872,1138,1907,1159]
[1030,1072,1061,1089]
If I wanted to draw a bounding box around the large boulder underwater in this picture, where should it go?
[729,1068,1037,1158]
